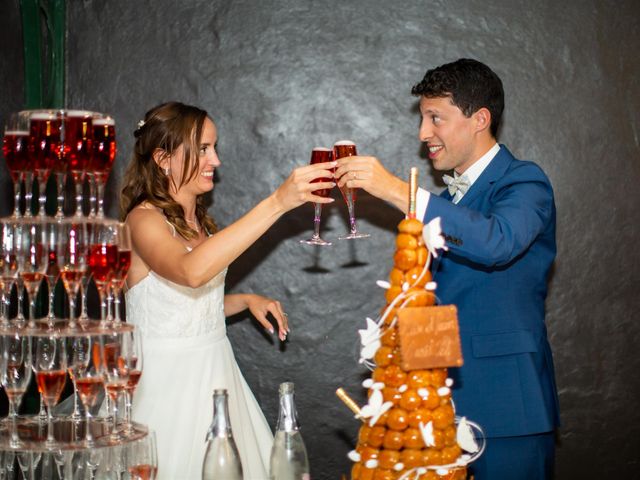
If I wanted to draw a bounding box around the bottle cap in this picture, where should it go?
[279,382,294,395]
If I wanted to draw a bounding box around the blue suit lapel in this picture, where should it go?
[457,145,513,207]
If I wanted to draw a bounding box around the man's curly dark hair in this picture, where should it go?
[412,58,505,138]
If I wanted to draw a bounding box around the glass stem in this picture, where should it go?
[124,391,133,434]
[68,289,77,330]
[346,192,358,233]
[28,293,37,329]
[46,404,55,446]
[85,410,94,445]
[16,280,26,326]
[9,398,20,447]
[55,172,65,219]
[96,178,105,219]
[13,172,23,218]
[73,175,84,217]
[312,203,322,240]
[38,178,48,218]
[80,279,90,323]
[113,288,121,323]
[47,278,56,324]
[23,172,34,217]
[88,173,97,218]
[71,378,81,419]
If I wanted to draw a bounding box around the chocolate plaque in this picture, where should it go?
[397,305,463,370]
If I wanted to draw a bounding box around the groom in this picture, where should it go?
[335,58,560,479]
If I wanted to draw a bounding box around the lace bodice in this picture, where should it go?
[125,269,227,338]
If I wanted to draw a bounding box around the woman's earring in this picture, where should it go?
[164,167,170,176]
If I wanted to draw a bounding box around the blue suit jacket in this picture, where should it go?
[424,145,560,438]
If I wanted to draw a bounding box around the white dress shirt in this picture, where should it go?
[416,143,500,218]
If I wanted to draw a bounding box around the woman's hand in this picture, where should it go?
[225,293,289,341]
[272,161,336,212]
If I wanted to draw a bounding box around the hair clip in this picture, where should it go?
[134,119,146,138]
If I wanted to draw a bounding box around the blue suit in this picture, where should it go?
[424,145,560,477]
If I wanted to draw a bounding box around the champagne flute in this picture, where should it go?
[74,337,104,446]
[87,220,119,326]
[0,333,33,447]
[300,147,334,246]
[67,334,91,422]
[122,328,143,436]
[0,218,19,329]
[126,431,158,480]
[88,114,116,218]
[58,219,89,329]
[16,219,48,329]
[111,222,131,325]
[44,219,61,325]
[35,335,67,447]
[62,110,93,217]
[333,140,370,240]
[28,110,61,218]
[102,331,128,442]
[2,112,31,218]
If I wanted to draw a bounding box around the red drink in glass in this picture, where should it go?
[333,140,358,202]
[29,112,61,182]
[76,376,104,407]
[2,131,30,182]
[90,117,116,181]
[309,147,334,197]
[88,244,118,283]
[36,369,67,405]
[62,111,93,181]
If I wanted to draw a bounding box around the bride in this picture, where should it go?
[120,101,335,479]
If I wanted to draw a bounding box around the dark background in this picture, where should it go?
[1,0,639,477]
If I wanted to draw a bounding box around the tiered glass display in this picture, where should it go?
[1,110,157,479]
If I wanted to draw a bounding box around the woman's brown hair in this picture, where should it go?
[120,102,217,239]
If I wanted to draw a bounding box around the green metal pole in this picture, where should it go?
[20,0,43,108]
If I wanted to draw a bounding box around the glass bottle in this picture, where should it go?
[269,382,310,480]
[202,389,243,480]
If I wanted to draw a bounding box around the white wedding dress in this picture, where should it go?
[125,266,273,479]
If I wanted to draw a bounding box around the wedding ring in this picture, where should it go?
[351,171,357,180]
[283,313,288,317]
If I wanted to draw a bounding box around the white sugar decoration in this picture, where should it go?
[438,386,451,396]
[371,382,385,391]
[402,282,410,292]
[393,463,404,471]
[347,450,361,462]
[418,467,427,474]
[445,378,454,387]
[436,468,450,476]
[422,217,448,258]
[418,387,429,399]
[457,417,479,453]
[362,378,374,389]
[419,421,436,447]
[376,280,391,289]
[365,459,378,469]
[358,317,381,363]
[426,281,438,291]
[398,384,408,393]
[360,389,393,427]
[456,454,472,466]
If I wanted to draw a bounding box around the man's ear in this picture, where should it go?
[473,107,492,135]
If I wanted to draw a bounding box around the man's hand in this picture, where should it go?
[334,155,409,212]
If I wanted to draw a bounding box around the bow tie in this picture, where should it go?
[442,174,470,197]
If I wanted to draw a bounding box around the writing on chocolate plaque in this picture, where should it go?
[397,306,463,370]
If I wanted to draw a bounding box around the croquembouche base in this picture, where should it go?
[342,170,483,480]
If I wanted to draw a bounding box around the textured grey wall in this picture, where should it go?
[2,0,640,477]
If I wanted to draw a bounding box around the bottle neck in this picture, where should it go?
[276,392,299,433]
[211,392,233,438]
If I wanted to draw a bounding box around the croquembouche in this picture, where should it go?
[338,169,484,480]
